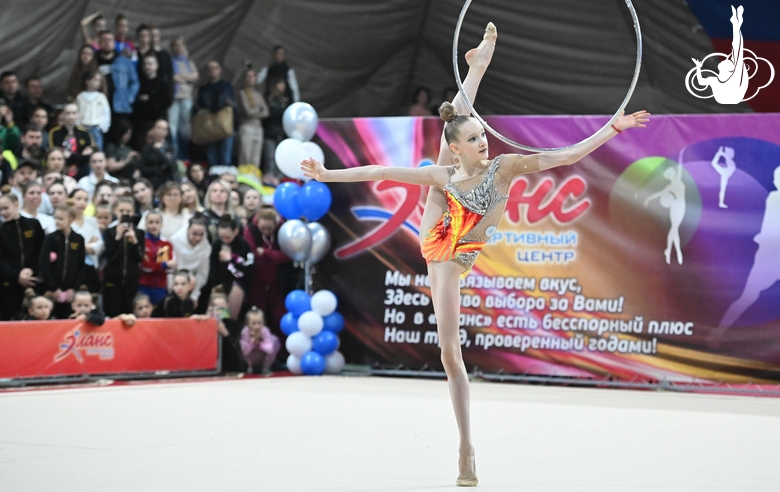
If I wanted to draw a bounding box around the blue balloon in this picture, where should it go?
[312,330,339,355]
[297,181,332,221]
[285,290,311,317]
[300,351,326,375]
[280,312,299,336]
[274,182,303,220]
[322,312,345,334]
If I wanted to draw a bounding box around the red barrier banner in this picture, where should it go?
[0,318,219,380]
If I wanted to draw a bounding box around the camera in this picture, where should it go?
[120,214,132,226]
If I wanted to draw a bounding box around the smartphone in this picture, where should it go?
[120,214,132,226]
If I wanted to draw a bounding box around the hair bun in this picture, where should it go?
[439,102,459,123]
[0,185,12,195]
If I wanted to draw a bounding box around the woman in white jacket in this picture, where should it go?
[168,213,211,308]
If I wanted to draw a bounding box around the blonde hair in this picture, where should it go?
[204,179,234,214]
[55,199,77,220]
[0,185,18,205]
[245,306,265,325]
[438,101,473,144]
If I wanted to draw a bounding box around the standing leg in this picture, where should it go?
[428,260,477,484]
[168,102,181,159]
[228,283,245,320]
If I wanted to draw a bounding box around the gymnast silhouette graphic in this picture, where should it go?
[711,146,737,208]
[716,166,780,333]
[644,163,686,265]
[687,5,775,104]
[691,5,748,104]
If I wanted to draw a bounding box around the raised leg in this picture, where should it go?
[428,260,477,486]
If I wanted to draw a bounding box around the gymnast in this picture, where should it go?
[302,22,650,487]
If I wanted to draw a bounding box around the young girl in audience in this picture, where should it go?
[210,214,252,319]
[193,287,247,373]
[153,270,195,318]
[69,188,104,293]
[242,188,262,217]
[132,293,154,318]
[240,307,280,374]
[139,210,176,305]
[94,203,112,231]
[69,288,106,326]
[76,70,111,150]
[21,289,54,321]
[169,213,211,312]
[39,202,86,319]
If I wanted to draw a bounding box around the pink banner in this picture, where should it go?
[313,113,780,383]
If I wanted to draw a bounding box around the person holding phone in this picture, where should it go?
[102,195,144,317]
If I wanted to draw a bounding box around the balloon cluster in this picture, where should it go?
[282,290,345,375]
[273,102,333,264]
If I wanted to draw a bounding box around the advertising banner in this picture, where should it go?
[0,318,219,380]
[314,114,780,383]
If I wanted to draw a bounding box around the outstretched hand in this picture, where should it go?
[614,110,651,132]
[301,158,327,182]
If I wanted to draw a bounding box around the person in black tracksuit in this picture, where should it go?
[152,292,195,318]
[152,270,195,318]
[102,198,145,317]
[0,189,45,320]
[208,214,253,320]
[39,207,86,319]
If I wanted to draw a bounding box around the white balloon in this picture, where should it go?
[297,310,324,337]
[311,290,338,317]
[283,102,319,142]
[285,331,312,358]
[324,351,345,374]
[286,354,302,375]
[302,141,324,163]
[274,138,306,180]
[300,141,324,182]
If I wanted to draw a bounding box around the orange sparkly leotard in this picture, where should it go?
[421,156,513,277]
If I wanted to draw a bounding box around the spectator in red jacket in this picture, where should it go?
[139,210,176,305]
[243,207,290,335]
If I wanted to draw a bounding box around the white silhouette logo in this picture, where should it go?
[711,146,736,208]
[644,159,686,265]
[685,5,775,104]
[712,167,780,344]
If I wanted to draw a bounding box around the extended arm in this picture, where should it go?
[301,158,448,188]
[501,111,651,176]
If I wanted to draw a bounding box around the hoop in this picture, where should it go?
[452,0,643,153]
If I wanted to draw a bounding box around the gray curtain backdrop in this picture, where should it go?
[0,0,750,117]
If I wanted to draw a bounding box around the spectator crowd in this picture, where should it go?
[0,12,306,373]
